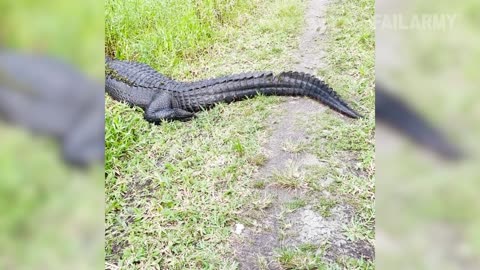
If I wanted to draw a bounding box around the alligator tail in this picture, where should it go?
[376,87,463,160]
[276,71,362,118]
[183,71,361,118]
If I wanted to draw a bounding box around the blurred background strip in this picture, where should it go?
[376,0,480,269]
[0,0,104,269]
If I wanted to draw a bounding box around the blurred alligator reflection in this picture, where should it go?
[376,83,463,160]
[0,50,104,167]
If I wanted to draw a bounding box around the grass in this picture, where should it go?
[105,0,252,72]
[314,197,338,217]
[270,161,308,189]
[282,139,309,153]
[286,198,308,211]
[276,246,326,270]
[105,0,302,78]
[275,246,374,270]
[333,257,374,270]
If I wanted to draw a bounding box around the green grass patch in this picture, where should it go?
[270,162,307,189]
[314,197,338,218]
[276,246,327,270]
[252,180,267,189]
[282,139,309,153]
[286,198,308,211]
[334,256,375,270]
[105,0,254,70]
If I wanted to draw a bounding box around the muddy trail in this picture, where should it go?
[230,0,374,269]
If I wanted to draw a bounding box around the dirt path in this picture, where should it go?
[230,0,373,269]
[295,0,329,73]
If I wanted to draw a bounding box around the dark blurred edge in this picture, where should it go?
[376,83,464,161]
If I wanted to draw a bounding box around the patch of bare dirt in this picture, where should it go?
[294,0,329,73]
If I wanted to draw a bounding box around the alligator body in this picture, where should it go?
[0,51,104,167]
[105,58,362,123]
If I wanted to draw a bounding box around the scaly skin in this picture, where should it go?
[105,58,362,122]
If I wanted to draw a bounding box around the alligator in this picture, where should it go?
[0,51,104,167]
[105,57,362,123]
[376,84,463,160]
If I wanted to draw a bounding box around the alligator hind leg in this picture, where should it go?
[145,108,194,123]
[144,92,195,123]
